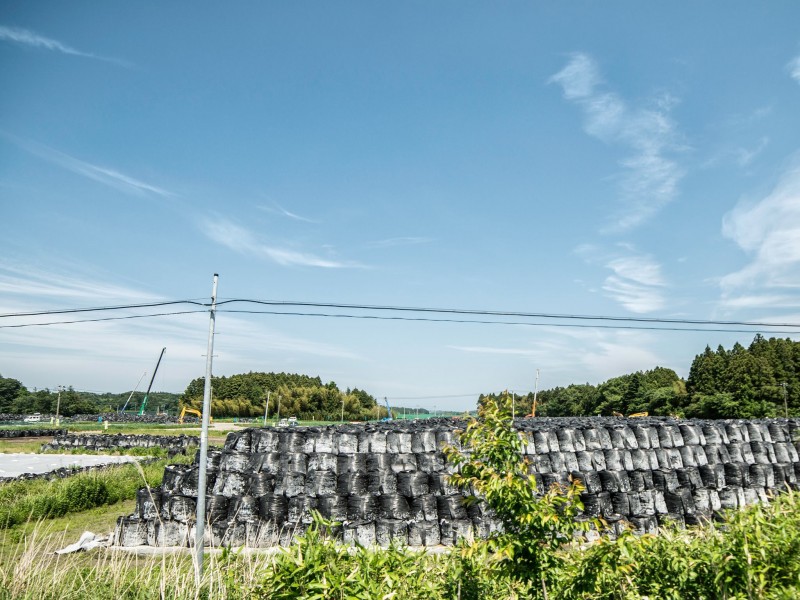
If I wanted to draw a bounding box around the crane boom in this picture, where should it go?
[383,397,393,421]
[120,371,147,413]
[138,347,166,415]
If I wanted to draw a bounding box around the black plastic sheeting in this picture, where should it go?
[116,416,800,548]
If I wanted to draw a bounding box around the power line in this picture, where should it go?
[217,309,800,335]
[389,393,480,400]
[0,310,207,329]
[1,296,799,333]
[216,298,800,330]
[0,300,206,319]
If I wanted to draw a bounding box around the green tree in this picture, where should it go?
[446,395,590,597]
[0,375,26,412]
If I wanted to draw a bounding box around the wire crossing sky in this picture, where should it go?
[1,2,799,409]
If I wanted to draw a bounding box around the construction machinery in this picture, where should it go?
[178,407,212,424]
[138,347,166,415]
[381,397,393,421]
[120,371,147,413]
[613,411,649,418]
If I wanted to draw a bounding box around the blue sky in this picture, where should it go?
[2,2,800,411]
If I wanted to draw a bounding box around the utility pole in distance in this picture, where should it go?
[54,385,62,426]
[194,274,218,583]
[782,382,788,418]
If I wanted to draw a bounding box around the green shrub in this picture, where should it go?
[226,514,528,600]
[556,488,800,599]
[445,393,592,597]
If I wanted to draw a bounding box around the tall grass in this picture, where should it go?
[0,522,259,600]
[0,491,798,599]
[0,456,191,529]
[556,488,800,599]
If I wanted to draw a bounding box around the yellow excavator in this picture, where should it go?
[612,411,649,418]
[178,407,213,424]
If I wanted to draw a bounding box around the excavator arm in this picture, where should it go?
[179,407,212,424]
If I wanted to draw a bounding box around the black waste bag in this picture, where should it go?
[347,495,378,521]
[409,495,438,521]
[397,472,429,497]
[337,472,369,496]
[318,495,348,521]
[379,494,411,520]
[375,519,408,548]
[436,495,468,520]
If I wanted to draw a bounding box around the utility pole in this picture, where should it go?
[277,395,281,423]
[54,386,62,426]
[264,390,270,425]
[194,274,218,583]
[782,382,788,418]
[532,369,540,417]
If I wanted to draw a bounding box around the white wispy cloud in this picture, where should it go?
[550,53,685,232]
[788,55,800,85]
[602,253,667,313]
[720,161,800,304]
[0,261,160,303]
[576,244,668,313]
[447,345,541,357]
[365,237,432,248]
[6,135,173,197]
[199,217,362,269]
[736,137,770,167]
[449,328,673,387]
[257,203,318,223]
[717,294,798,311]
[0,25,131,67]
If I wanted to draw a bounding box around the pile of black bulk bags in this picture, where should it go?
[115,416,800,548]
[0,428,66,438]
[43,433,199,454]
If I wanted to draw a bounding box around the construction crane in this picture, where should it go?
[120,371,147,413]
[382,397,393,421]
[138,347,166,415]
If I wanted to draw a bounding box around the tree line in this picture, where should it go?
[482,335,799,419]
[3,335,798,420]
[180,371,387,421]
[0,378,181,417]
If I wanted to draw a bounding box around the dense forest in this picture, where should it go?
[180,371,386,421]
[484,335,799,419]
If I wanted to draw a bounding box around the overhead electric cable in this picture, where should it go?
[389,393,481,400]
[214,299,800,329]
[0,310,207,329]
[0,300,206,319]
[3,296,799,332]
[217,309,800,335]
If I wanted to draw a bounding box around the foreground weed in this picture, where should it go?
[445,394,593,598]
[556,489,800,599]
